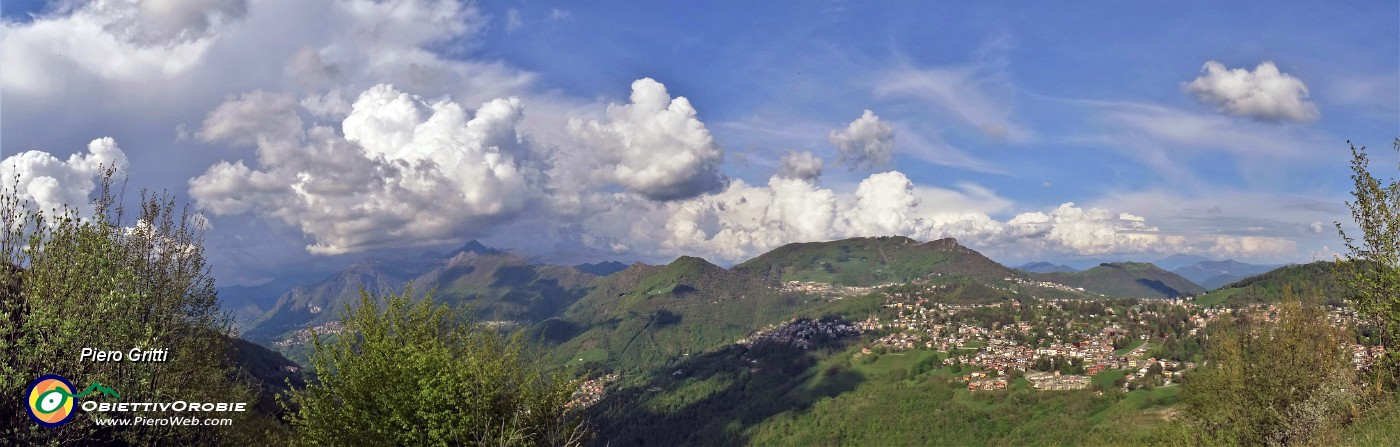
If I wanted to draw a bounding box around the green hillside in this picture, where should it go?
[1036,262,1205,298]
[227,336,304,416]
[585,338,1187,445]
[1194,262,1343,307]
[412,251,595,322]
[545,256,814,375]
[734,236,1020,286]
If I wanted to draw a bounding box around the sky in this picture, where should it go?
[1,0,1397,285]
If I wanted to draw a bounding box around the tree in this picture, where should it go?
[286,285,590,446]
[1182,291,1358,446]
[0,172,275,445]
[1337,138,1400,380]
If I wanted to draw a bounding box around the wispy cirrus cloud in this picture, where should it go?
[874,42,1032,144]
[1060,98,1338,186]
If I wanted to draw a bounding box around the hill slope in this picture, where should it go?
[1016,262,1078,274]
[219,272,331,330]
[734,236,1021,286]
[228,336,304,415]
[544,256,812,374]
[411,250,595,322]
[244,258,420,341]
[1194,261,1341,306]
[1036,262,1206,298]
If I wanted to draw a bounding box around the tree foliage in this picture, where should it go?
[286,285,590,446]
[1338,139,1400,378]
[1182,291,1358,446]
[0,172,277,445]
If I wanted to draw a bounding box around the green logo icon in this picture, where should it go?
[26,375,120,427]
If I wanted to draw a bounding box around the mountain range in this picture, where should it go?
[1015,255,1283,290]
[1031,262,1206,298]
[219,234,1321,444]
[1169,259,1280,289]
[227,237,1276,365]
[238,242,601,343]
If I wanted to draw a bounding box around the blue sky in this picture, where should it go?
[1,1,1396,284]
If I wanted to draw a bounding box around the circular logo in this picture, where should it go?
[27,375,76,427]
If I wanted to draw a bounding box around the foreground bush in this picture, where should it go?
[286,286,590,446]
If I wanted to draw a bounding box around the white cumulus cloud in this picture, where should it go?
[1208,235,1297,259]
[776,150,823,181]
[570,170,1274,264]
[189,84,534,254]
[568,78,725,201]
[829,110,894,170]
[1185,61,1319,122]
[1,138,128,216]
[197,91,305,147]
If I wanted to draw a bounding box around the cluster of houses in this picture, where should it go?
[1121,357,1192,390]
[868,300,1140,378]
[853,292,1231,392]
[1024,372,1091,390]
[879,283,952,303]
[737,317,862,350]
[566,374,619,409]
[860,301,988,351]
[1352,344,1388,370]
[1001,276,1093,295]
[273,320,345,349]
[779,280,890,299]
[966,376,1008,391]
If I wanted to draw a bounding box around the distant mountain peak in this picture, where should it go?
[574,261,629,277]
[733,235,1016,286]
[1153,254,1215,270]
[919,237,960,250]
[1101,261,1152,268]
[1016,262,1077,273]
[451,240,500,256]
[1170,258,1281,290]
[668,255,722,272]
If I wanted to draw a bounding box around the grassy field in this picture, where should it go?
[575,347,608,363]
[1113,340,1147,357]
[1343,397,1400,446]
[851,350,939,374]
[1092,369,1130,389]
[734,343,1188,445]
[747,368,1185,445]
[1193,287,1239,307]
